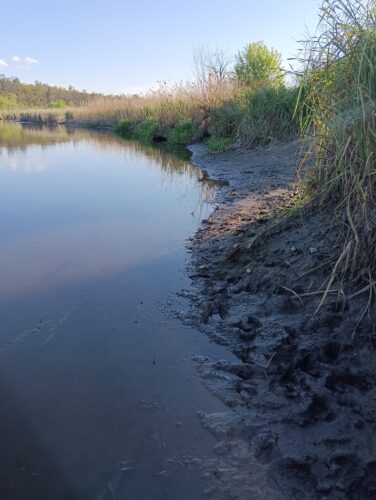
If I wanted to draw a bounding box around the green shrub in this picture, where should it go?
[0,93,18,110]
[210,100,242,139]
[208,85,299,148]
[116,119,134,138]
[48,100,66,108]
[169,120,198,145]
[238,85,299,147]
[133,119,162,142]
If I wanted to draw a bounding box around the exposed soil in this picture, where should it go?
[182,142,376,499]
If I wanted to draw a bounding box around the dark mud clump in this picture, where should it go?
[183,142,376,499]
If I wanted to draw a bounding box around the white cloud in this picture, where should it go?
[5,55,39,68]
[24,56,38,64]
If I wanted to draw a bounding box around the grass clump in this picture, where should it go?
[206,136,232,153]
[210,99,242,140]
[300,0,376,296]
[116,118,199,145]
[208,85,299,148]
[169,120,198,145]
[238,86,299,147]
[116,119,134,138]
[133,119,163,142]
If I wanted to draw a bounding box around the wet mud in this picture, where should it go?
[183,142,376,499]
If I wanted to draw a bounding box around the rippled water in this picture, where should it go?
[0,123,229,500]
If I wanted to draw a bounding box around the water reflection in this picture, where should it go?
[0,122,217,196]
[0,122,73,150]
[0,122,227,500]
[0,123,217,296]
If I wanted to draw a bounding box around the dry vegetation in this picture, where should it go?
[0,45,298,149]
[299,0,376,304]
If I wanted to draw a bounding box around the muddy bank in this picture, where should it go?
[182,142,376,499]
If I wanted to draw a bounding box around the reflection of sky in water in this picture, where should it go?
[0,149,47,172]
[0,123,227,500]
[0,123,217,297]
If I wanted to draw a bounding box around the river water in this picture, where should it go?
[0,123,230,500]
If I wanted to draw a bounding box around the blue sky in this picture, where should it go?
[0,0,321,94]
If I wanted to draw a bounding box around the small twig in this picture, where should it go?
[315,240,352,315]
[352,277,374,340]
[278,284,304,305]
[296,257,336,280]
[300,289,338,297]
[279,284,339,301]
[348,281,376,300]
[265,351,277,369]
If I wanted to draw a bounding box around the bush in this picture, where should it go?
[48,100,66,108]
[210,100,242,139]
[238,85,299,147]
[169,120,198,145]
[116,120,134,138]
[133,119,162,142]
[0,93,18,110]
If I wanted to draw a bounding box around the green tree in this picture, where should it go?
[0,75,101,108]
[235,42,284,88]
[0,93,18,109]
[48,99,66,108]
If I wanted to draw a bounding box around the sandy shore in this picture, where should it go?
[183,142,376,499]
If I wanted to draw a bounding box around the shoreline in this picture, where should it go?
[184,142,376,499]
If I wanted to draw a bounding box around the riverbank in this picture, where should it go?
[183,142,376,499]
[0,75,299,153]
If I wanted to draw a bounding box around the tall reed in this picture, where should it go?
[300,0,376,296]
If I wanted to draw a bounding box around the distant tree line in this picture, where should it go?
[0,75,103,109]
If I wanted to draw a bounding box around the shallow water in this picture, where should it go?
[0,123,230,500]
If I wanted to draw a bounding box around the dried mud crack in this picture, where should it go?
[181,142,376,500]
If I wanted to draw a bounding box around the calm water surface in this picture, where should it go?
[0,123,230,500]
